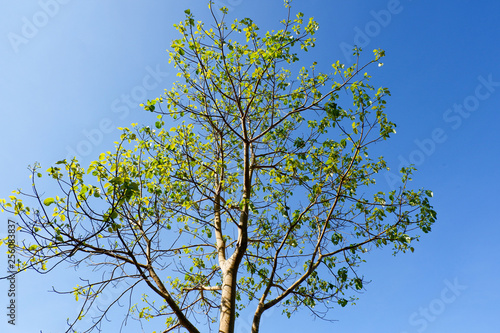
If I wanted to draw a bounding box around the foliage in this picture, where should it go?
[1,2,436,333]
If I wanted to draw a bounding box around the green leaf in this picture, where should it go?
[338,267,348,283]
[331,233,343,245]
[43,198,55,206]
[109,177,123,185]
[352,121,358,134]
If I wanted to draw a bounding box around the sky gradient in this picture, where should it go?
[1,0,499,332]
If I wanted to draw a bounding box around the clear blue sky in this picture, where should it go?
[1,0,499,332]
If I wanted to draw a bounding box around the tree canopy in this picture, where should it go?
[1,2,436,333]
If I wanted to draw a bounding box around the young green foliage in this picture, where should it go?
[1,2,435,333]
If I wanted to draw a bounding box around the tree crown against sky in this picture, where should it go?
[1,2,436,332]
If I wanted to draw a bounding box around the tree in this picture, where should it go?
[1,2,436,333]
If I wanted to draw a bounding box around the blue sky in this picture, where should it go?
[1,0,499,332]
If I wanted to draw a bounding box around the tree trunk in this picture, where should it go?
[251,305,264,333]
[219,263,238,333]
[218,135,251,333]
